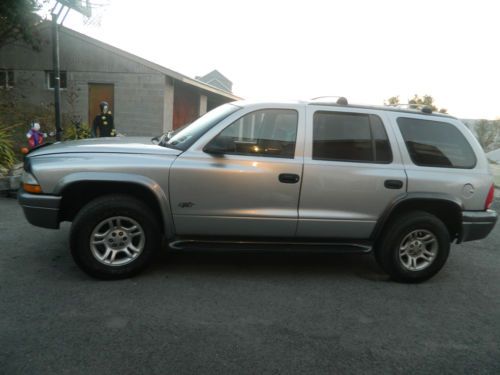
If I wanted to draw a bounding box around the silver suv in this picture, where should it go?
[19,99,497,282]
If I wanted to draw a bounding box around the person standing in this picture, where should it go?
[92,101,116,137]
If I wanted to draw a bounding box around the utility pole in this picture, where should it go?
[51,10,63,141]
[50,1,91,141]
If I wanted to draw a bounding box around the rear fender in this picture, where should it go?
[371,192,463,242]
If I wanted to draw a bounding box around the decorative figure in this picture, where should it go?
[26,122,47,149]
[92,101,116,137]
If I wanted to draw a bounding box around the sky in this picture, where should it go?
[43,0,499,119]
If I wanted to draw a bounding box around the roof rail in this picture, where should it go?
[386,103,433,114]
[310,96,349,105]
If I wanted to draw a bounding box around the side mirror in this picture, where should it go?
[21,147,29,155]
[203,143,226,156]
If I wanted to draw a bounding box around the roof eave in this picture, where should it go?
[45,22,239,101]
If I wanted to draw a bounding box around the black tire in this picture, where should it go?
[374,211,450,283]
[70,194,161,279]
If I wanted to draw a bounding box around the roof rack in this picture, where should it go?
[308,98,446,116]
[310,96,349,105]
[386,103,433,114]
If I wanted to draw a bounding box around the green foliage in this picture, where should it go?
[0,74,88,164]
[63,122,92,141]
[385,96,400,106]
[0,87,56,161]
[0,127,16,169]
[0,0,44,51]
[384,94,447,114]
[475,119,500,151]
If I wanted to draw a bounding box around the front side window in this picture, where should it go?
[206,109,298,158]
[47,71,67,89]
[397,117,476,168]
[165,103,240,151]
[313,111,392,163]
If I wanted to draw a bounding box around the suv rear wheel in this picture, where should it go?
[375,211,450,283]
[70,194,160,279]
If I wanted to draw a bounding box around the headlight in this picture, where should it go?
[22,171,42,194]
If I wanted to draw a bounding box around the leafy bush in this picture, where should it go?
[63,122,92,141]
[474,119,500,152]
[0,75,89,162]
[0,127,16,170]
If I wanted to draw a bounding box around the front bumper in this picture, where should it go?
[18,190,62,229]
[460,209,498,242]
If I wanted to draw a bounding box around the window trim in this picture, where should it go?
[0,69,14,89]
[46,70,67,90]
[312,111,393,164]
[204,108,300,159]
[397,116,477,169]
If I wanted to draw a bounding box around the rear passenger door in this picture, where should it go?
[297,106,407,239]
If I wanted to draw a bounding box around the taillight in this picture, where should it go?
[485,184,495,210]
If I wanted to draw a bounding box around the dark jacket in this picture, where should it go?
[92,112,115,137]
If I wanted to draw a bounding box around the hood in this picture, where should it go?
[28,137,182,157]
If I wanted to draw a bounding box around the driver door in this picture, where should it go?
[169,106,305,238]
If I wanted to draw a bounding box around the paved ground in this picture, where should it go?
[1,196,499,375]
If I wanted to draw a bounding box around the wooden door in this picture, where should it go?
[173,83,199,129]
[89,84,114,127]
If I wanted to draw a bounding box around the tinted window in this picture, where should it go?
[206,109,298,158]
[0,70,14,88]
[397,117,476,168]
[313,112,392,163]
[166,103,240,151]
[47,71,67,89]
[7,70,14,87]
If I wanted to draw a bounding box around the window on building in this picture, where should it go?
[0,70,14,88]
[206,109,298,158]
[313,112,392,163]
[397,117,476,168]
[46,71,67,89]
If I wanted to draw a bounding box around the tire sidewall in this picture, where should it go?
[71,198,159,279]
[379,213,450,283]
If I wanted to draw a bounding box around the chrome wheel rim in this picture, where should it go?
[398,229,438,271]
[90,216,145,267]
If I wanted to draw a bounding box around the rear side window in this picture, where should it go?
[313,112,392,163]
[397,117,476,168]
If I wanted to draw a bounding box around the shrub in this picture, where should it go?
[0,127,16,170]
[63,122,92,141]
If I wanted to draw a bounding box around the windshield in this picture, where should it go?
[163,103,240,151]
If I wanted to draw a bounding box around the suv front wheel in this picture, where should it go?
[70,194,160,279]
[375,211,451,283]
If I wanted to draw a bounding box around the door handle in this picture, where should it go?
[279,173,300,184]
[384,179,403,189]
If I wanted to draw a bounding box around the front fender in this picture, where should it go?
[54,172,174,238]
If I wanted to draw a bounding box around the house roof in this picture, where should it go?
[45,23,240,101]
[196,70,233,93]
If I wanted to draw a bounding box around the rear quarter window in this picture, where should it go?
[397,117,476,168]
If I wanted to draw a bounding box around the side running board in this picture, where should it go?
[169,239,372,253]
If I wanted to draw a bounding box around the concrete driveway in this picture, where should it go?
[1,196,499,374]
